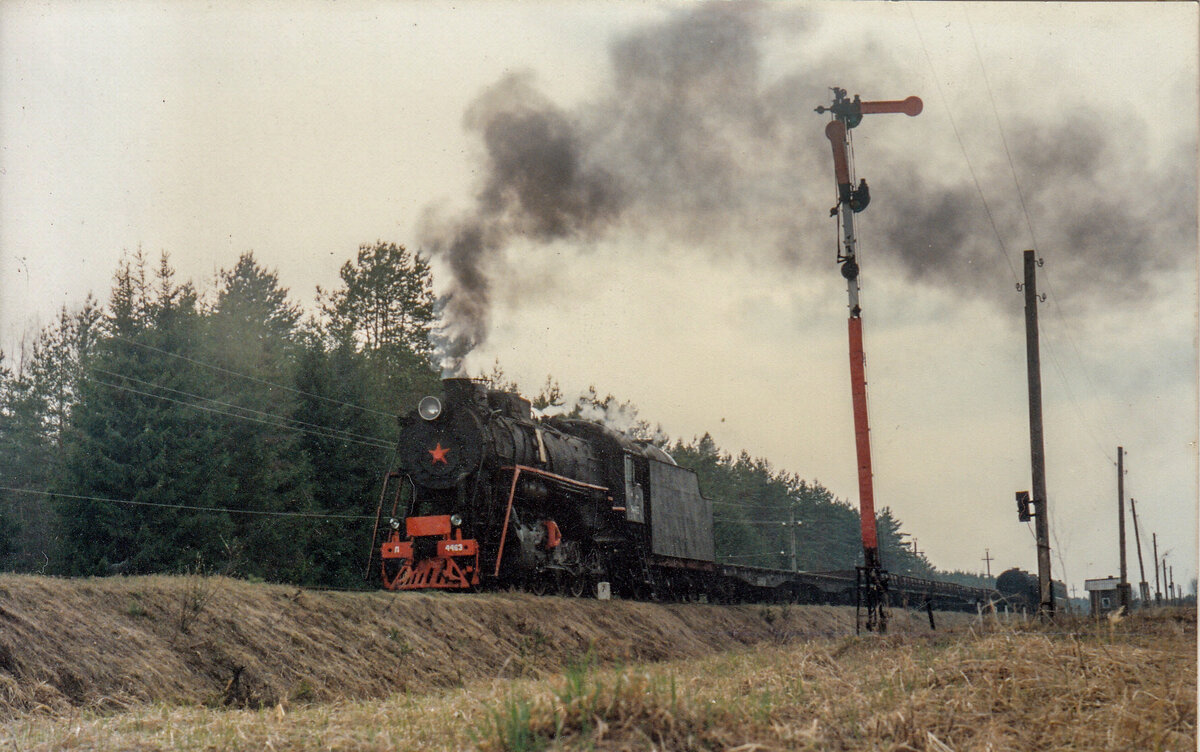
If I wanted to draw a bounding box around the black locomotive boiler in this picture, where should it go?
[374,378,715,598]
[372,378,998,611]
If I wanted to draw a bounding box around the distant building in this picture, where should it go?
[1084,577,1121,616]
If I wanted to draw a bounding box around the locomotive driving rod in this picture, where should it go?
[818,88,921,632]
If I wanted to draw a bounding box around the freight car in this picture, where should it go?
[369,378,995,612]
[995,567,1068,614]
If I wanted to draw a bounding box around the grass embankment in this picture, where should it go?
[3,609,1194,751]
[0,572,964,717]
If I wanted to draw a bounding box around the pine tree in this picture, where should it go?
[317,241,439,417]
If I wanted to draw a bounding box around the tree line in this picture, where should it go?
[0,242,975,588]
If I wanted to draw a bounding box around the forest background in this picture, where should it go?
[0,244,990,590]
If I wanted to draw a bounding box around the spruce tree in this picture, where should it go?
[56,251,235,575]
[201,252,317,582]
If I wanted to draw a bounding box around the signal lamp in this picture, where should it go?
[450,514,463,527]
[389,517,401,530]
[1015,491,1033,522]
[418,396,443,421]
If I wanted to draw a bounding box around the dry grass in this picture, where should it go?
[0,585,1192,751]
[0,573,967,717]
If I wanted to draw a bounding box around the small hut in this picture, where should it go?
[1084,577,1121,616]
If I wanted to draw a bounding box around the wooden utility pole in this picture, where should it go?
[1117,447,1132,609]
[1021,250,1054,617]
[1162,556,1170,606]
[982,549,994,578]
[1129,497,1150,605]
[1153,533,1162,604]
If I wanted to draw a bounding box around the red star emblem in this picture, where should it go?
[428,442,450,465]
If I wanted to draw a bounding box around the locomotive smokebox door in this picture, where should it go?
[397,408,483,489]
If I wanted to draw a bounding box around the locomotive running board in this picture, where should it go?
[493,465,610,577]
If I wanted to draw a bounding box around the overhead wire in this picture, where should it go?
[962,3,1120,459]
[910,0,1121,478]
[713,518,801,526]
[85,375,395,450]
[711,499,800,511]
[100,336,411,487]
[90,366,394,448]
[109,334,399,420]
[962,4,1039,254]
[1035,293,1122,456]
[1036,332,1118,463]
[0,485,375,520]
[905,2,1021,287]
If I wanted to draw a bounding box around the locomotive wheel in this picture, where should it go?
[528,572,549,596]
[567,575,586,598]
[552,570,568,596]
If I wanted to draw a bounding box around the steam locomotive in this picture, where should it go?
[372,378,996,609]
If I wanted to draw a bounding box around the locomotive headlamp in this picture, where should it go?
[389,517,401,530]
[450,514,463,527]
[418,395,443,421]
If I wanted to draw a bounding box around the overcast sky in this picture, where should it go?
[2,1,1196,596]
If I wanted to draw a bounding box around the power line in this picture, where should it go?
[962,3,1039,254]
[714,518,802,526]
[0,485,374,520]
[905,2,1020,287]
[86,375,395,450]
[1035,321,1117,464]
[911,0,1122,474]
[91,367,393,448]
[711,499,799,512]
[961,3,1121,453]
[1035,266,1123,452]
[109,334,398,420]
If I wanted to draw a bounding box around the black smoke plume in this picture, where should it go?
[421,2,1196,373]
[421,73,625,374]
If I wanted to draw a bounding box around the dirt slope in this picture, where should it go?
[0,574,973,716]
